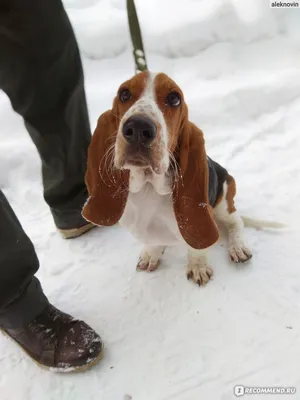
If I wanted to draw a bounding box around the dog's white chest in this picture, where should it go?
[119,174,182,246]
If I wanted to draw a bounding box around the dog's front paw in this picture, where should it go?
[229,242,252,264]
[136,246,165,272]
[186,262,214,286]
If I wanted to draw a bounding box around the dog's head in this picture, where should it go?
[82,72,219,249]
[114,72,187,175]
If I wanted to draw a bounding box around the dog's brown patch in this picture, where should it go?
[226,175,237,214]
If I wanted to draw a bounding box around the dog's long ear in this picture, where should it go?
[172,122,219,249]
[82,110,129,226]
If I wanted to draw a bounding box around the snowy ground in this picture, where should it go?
[1,1,300,399]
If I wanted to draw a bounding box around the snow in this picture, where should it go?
[1,0,300,399]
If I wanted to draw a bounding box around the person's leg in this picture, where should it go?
[0,191,48,329]
[0,190,103,370]
[0,1,103,370]
[0,0,92,233]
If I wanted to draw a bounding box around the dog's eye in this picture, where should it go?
[166,91,181,107]
[119,89,132,103]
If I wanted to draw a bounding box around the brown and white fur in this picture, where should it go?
[82,72,253,286]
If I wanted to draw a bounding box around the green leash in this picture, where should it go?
[126,0,148,74]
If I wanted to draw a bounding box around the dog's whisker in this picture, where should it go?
[111,112,122,122]
[99,143,116,186]
[168,150,180,182]
[104,146,119,187]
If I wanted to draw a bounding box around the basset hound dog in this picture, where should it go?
[82,72,252,286]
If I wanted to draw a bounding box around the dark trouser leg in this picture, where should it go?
[0,191,49,329]
[0,0,91,229]
[0,192,103,371]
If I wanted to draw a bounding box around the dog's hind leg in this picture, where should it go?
[214,176,252,263]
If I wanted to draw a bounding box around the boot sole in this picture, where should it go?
[58,223,95,239]
[1,328,104,373]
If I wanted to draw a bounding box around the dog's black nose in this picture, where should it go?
[122,115,157,147]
